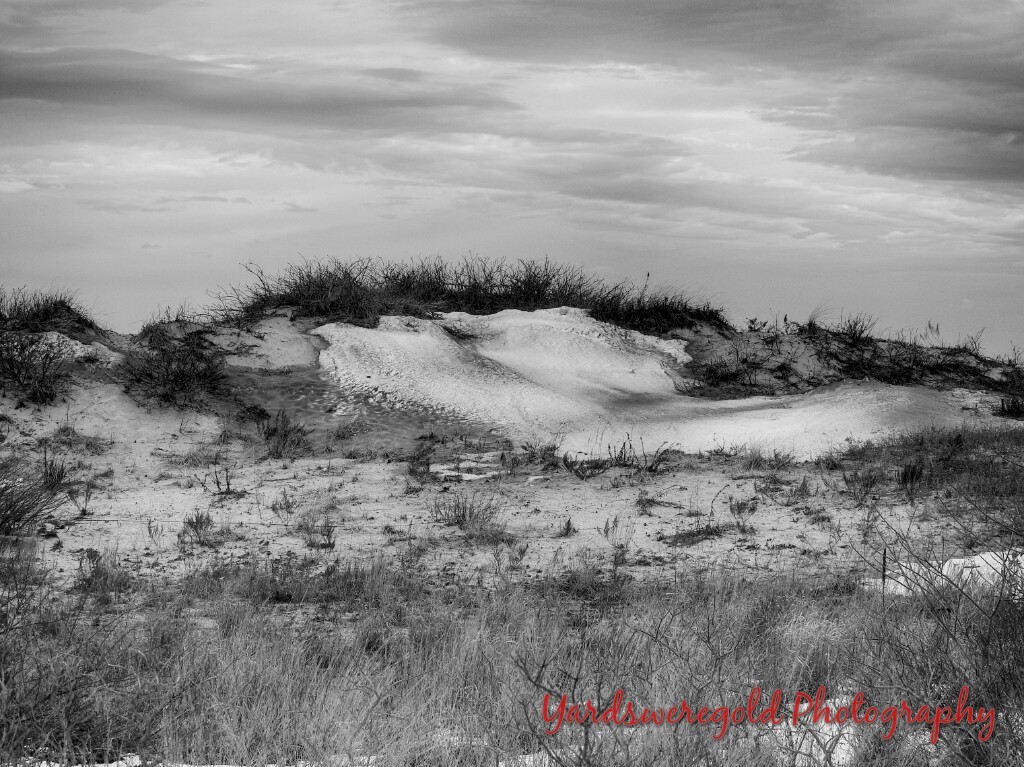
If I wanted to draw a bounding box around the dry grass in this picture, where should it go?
[5,417,1024,764]
[0,455,66,536]
[213,256,731,335]
[0,287,97,336]
[2,524,1022,764]
[430,490,515,545]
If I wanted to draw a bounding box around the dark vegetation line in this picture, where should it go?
[0,287,97,337]
[212,256,733,335]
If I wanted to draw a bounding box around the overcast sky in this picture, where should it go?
[2,0,1022,352]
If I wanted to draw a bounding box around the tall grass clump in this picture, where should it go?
[215,256,731,335]
[0,456,65,536]
[431,490,515,545]
[0,287,98,336]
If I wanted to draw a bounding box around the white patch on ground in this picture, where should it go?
[38,332,123,367]
[316,309,1007,458]
[211,313,322,369]
[867,548,1024,600]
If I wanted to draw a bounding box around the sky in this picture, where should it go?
[1,0,1023,354]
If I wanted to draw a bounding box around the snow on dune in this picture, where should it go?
[316,308,1000,458]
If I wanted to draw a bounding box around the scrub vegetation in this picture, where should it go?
[213,256,732,335]
[3,424,1024,765]
[3,267,1024,766]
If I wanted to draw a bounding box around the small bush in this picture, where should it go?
[295,511,337,550]
[727,496,758,533]
[842,466,887,504]
[521,438,562,469]
[177,509,214,548]
[692,355,744,388]
[119,331,225,408]
[270,489,296,519]
[0,331,73,404]
[258,410,313,459]
[74,547,133,604]
[999,396,1024,419]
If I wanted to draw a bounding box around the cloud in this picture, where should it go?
[0,48,521,133]
[398,0,1024,186]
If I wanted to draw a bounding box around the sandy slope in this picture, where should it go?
[317,309,997,458]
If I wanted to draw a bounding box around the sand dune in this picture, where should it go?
[316,308,996,457]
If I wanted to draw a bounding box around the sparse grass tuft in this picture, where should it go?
[295,511,337,550]
[431,490,515,545]
[835,312,877,346]
[656,522,732,547]
[743,445,795,471]
[48,423,108,455]
[562,452,611,480]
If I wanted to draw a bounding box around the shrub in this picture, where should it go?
[727,496,758,533]
[691,355,745,388]
[178,509,215,547]
[258,410,313,459]
[74,547,134,605]
[119,331,225,408]
[999,396,1024,419]
[0,331,73,404]
[295,511,337,550]
[521,438,562,469]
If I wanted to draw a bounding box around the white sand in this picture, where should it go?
[316,308,999,458]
